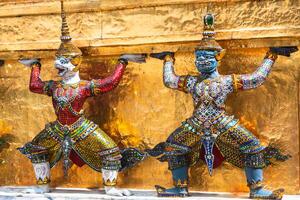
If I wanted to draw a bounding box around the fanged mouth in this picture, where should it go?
[197,63,211,68]
[58,68,64,74]
[55,66,66,75]
[198,61,211,65]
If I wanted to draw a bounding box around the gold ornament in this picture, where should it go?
[56,0,82,64]
[36,177,50,185]
[103,178,117,186]
[215,49,226,61]
[195,14,224,53]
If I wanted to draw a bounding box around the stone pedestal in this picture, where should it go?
[0,187,299,200]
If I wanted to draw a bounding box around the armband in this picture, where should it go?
[232,74,243,92]
[43,80,54,96]
[177,76,188,93]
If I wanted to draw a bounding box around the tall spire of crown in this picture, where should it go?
[56,0,82,58]
[195,14,223,52]
[60,0,71,42]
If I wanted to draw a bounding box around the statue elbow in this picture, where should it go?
[29,84,40,93]
[163,80,177,89]
[163,81,171,88]
[252,75,267,88]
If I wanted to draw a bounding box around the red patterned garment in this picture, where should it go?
[29,62,126,125]
[25,61,127,169]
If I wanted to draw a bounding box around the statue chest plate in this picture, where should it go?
[193,78,226,107]
[53,87,79,109]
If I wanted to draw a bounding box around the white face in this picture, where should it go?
[54,56,77,78]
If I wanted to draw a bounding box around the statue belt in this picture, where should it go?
[45,117,98,143]
[55,117,86,132]
[185,113,238,137]
[185,113,239,176]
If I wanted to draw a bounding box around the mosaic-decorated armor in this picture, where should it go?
[147,14,297,199]
[17,0,145,196]
[22,60,127,173]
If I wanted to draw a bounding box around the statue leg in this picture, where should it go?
[155,156,189,197]
[217,124,285,199]
[31,159,51,193]
[18,143,51,194]
[70,126,132,197]
[245,153,284,199]
[236,125,284,199]
[99,146,131,196]
[101,168,131,196]
[17,127,63,194]
[151,126,201,197]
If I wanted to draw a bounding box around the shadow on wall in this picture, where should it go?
[0,120,16,164]
[80,58,144,149]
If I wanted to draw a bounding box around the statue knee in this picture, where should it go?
[99,147,122,170]
[239,137,265,154]
[17,142,50,163]
[168,155,188,170]
[244,152,266,168]
[165,142,191,156]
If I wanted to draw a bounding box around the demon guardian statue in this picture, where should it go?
[17,0,145,196]
[147,14,297,199]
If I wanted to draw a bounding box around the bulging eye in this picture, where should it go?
[60,60,68,64]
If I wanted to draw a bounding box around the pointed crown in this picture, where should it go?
[196,14,223,52]
[56,0,82,58]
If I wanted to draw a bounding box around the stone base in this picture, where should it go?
[0,187,299,200]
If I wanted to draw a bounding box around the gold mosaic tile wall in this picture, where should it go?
[0,48,299,193]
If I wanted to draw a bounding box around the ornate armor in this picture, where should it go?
[18,1,145,194]
[147,14,296,199]
[163,56,276,169]
[19,46,128,175]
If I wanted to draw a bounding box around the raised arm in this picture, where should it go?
[29,62,46,93]
[151,52,197,93]
[232,51,277,91]
[232,47,298,92]
[90,59,127,95]
[163,55,180,89]
[88,54,146,96]
[19,59,53,96]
